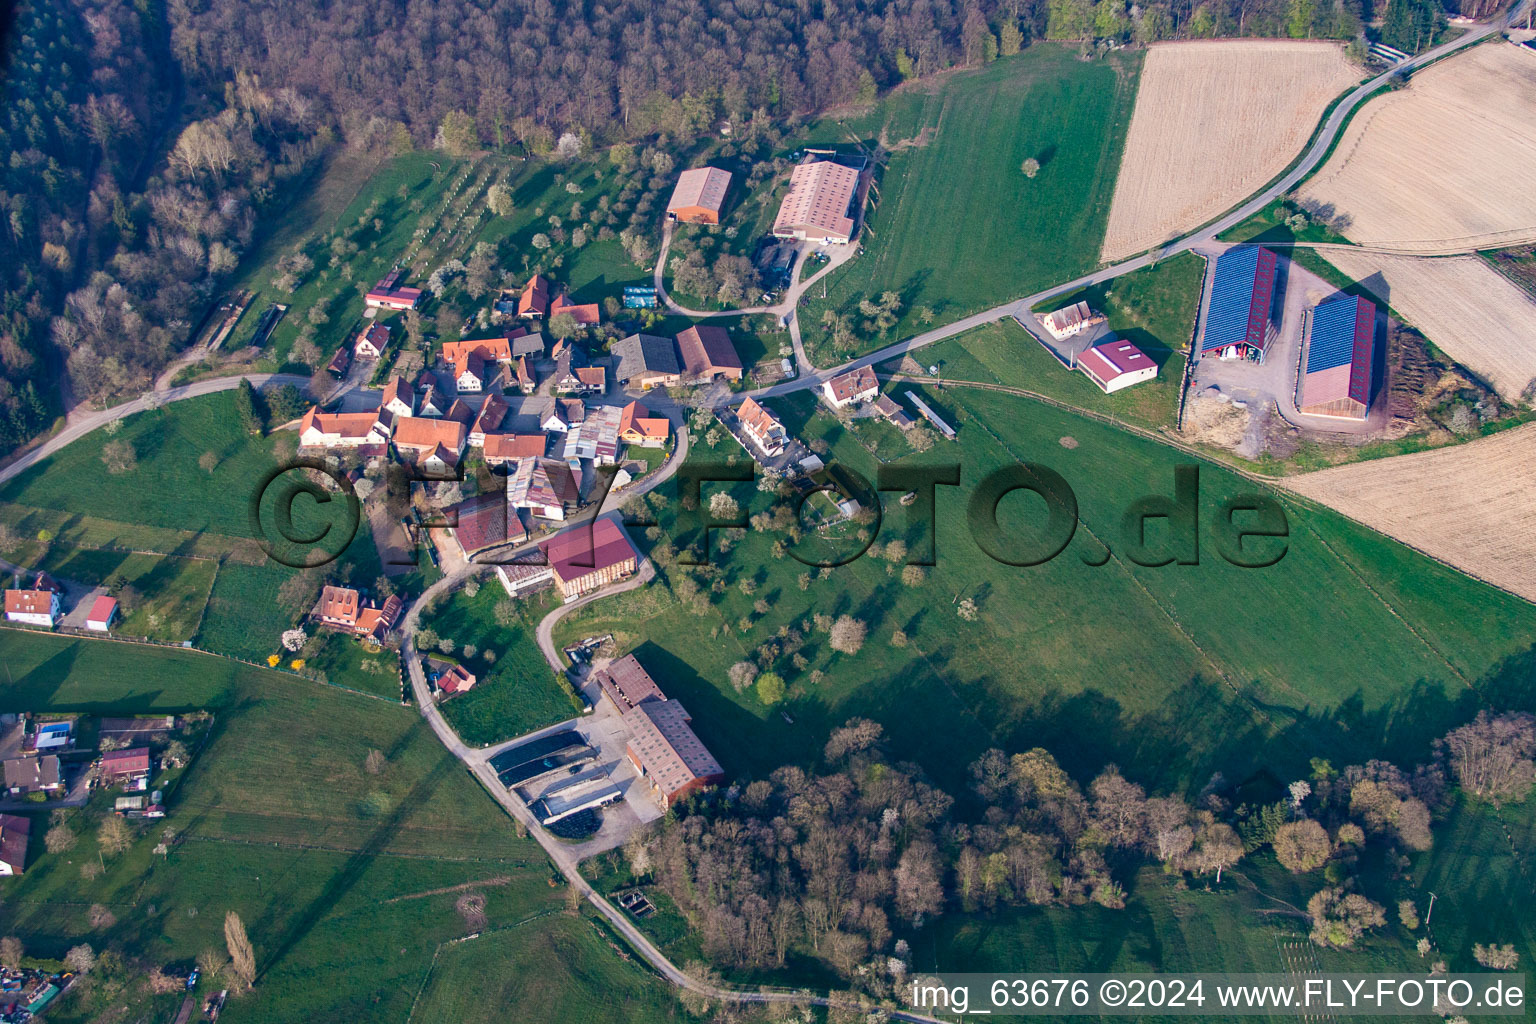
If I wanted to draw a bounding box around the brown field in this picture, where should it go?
[1321,249,1536,399]
[1101,40,1357,261]
[1297,43,1536,251]
[1282,422,1536,603]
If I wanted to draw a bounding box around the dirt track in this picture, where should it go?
[1282,422,1536,602]
[1101,40,1357,262]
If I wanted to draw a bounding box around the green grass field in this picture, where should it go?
[799,45,1142,364]
[427,584,578,747]
[36,548,217,642]
[897,254,1203,432]
[560,384,1536,799]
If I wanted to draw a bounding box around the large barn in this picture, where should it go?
[666,167,731,224]
[1300,293,1377,419]
[772,158,861,244]
[1202,246,1278,362]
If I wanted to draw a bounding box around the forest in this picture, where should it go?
[0,0,1465,450]
[634,712,1533,994]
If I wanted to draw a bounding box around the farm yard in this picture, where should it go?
[1319,249,1536,400]
[1100,41,1358,262]
[1282,421,1536,602]
[799,44,1141,364]
[1296,43,1536,252]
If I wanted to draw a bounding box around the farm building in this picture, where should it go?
[737,397,788,457]
[85,595,118,631]
[625,699,725,808]
[496,556,557,598]
[4,573,63,628]
[905,392,956,439]
[509,457,580,520]
[326,345,351,377]
[515,354,538,394]
[483,433,548,465]
[447,493,528,559]
[1300,293,1377,419]
[562,403,623,467]
[666,167,732,224]
[365,270,423,311]
[613,333,681,390]
[1077,338,1158,393]
[31,720,72,751]
[541,517,638,600]
[618,402,670,448]
[298,407,390,448]
[822,365,878,408]
[772,158,861,244]
[1040,300,1106,341]
[873,394,914,430]
[393,416,468,462]
[594,654,667,716]
[0,814,29,875]
[100,747,151,784]
[1202,246,1278,362]
[469,394,510,446]
[676,325,743,382]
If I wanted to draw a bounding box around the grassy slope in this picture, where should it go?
[559,386,1536,797]
[37,547,217,642]
[901,253,1204,431]
[0,629,681,1023]
[800,45,1142,364]
[430,586,576,747]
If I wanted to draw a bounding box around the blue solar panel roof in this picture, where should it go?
[1203,247,1276,353]
[1306,294,1370,373]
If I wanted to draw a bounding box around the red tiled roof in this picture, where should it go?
[595,654,666,714]
[550,294,601,325]
[101,747,151,776]
[87,595,118,624]
[1078,338,1153,383]
[449,492,528,554]
[825,365,877,403]
[541,518,637,583]
[576,366,605,389]
[618,401,669,441]
[443,336,514,364]
[518,275,549,317]
[318,585,360,625]
[393,416,467,452]
[438,663,476,694]
[676,325,742,378]
[483,433,547,460]
[5,589,54,617]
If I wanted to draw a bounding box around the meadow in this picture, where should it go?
[798,44,1142,365]
[427,585,578,747]
[36,548,217,642]
[0,628,690,1023]
[560,383,1536,799]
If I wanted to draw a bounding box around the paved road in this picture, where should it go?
[732,4,1533,408]
[0,373,312,488]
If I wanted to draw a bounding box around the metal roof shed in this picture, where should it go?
[1203,246,1278,359]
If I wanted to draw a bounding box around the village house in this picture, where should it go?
[550,292,601,326]
[354,322,390,359]
[676,325,743,383]
[0,814,29,875]
[415,376,447,417]
[4,572,63,628]
[821,365,878,408]
[436,663,477,697]
[872,394,915,430]
[613,333,681,390]
[540,517,638,600]
[381,376,416,418]
[515,354,538,394]
[3,755,62,795]
[540,397,585,433]
[392,415,468,468]
[312,585,402,641]
[365,269,423,311]
[298,407,390,448]
[326,344,351,378]
[508,457,580,520]
[737,397,787,457]
[1039,300,1106,341]
[469,394,509,446]
[518,274,550,318]
[618,401,669,448]
[454,350,487,393]
[483,433,548,466]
